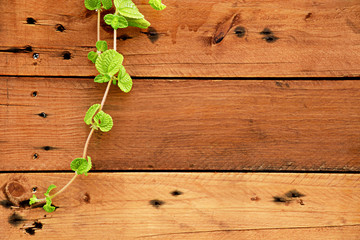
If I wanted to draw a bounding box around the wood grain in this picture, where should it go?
[0,0,359,77]
[1,77,360,171]
[0,173,359,239]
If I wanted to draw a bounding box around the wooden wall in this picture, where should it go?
[1,0,359,238]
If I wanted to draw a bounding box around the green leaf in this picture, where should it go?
[96,41,108,52]
[112,15,128,29]
[115,0,144,19]
[29,195,39,205]
[104,14,128,30]
[101,0,112,9]
[44,184,57,197]
[125,17,150,29]
[84,0,101,10]
[70,157,92,175]
[118,70,133,93]
[94,74,111,83]
[43,196,55,213]
[94,111,113,132]
[95,49,124,76]
[84,104,101,125]
[88,51,98,64]
[149,0,166,10]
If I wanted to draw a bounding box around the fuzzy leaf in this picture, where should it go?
[96,41,108,52]
[94,74,111,83]
[95,49,124,76]
[101,0,112,9]
[29,195,39,205]
[84,104,101,125]
[70,157,92,175]
[43,196,55,213]
[84,0,101,10]
[44,184,57,197]
[125,17,150,29]
[118,70,133,93]
[104,14,113,25]
[94,111,113,132]
[88,51,98,63]
[115,0,144,19]
[149,0,166,10]
[112,15,128,29]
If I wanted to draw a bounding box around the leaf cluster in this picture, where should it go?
[29,184,57,213]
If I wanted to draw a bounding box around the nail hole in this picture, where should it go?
[25,45,33,52]
[171,190,183,196]
[117,34,133,41]
[33,153,39,160]
[262,35,278,43]
[26,18,36,24]
[62,51,71,60]
[260,28,272,35]
[31,91,37,97]
[43,146,51,151]
[149,199,164,208]
[234,26,246,38]
[38,112,47,118]
[33,53,39,59]
[55,24,65,32]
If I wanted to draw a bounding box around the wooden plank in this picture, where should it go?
[0,173,359,239]
[0,0,359,77]
[1,77,360,171]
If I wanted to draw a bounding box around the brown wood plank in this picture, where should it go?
[0,173,359,239]
[0,0,359,77]
[1,77,360,171]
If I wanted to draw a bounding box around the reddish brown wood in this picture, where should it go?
[0,173,359,239]
[1,77,360,171]
[0,0,359,77]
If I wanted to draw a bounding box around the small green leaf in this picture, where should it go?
[84,104,101,125]
[115,0,144,19]
[96,41,108,52]
[29,195,39,205]
[118,70,133,93]
[149,0,166,10]
[95,49,124,76]
[104,14,114,25]
[45,184,57,197]
[43,196,55,213]
[94,74,111,83]
[125,17,150,29]
[101,0,112,9]
[70,157,92,175]
[88,51,98,63]
[112,15,128,30]
[104,14,128,30]
[94,111,113,132]
[84,0,101,10]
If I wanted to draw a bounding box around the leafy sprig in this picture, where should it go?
[30,0,165,213]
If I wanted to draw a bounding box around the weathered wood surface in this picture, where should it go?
[0,173,359,239]
[1,78,360,171]
[0,0,359,77]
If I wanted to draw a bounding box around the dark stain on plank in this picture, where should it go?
[0,45,33,53]
[8,213,25,226]
[141,27,159,43]
[149,199,165,208]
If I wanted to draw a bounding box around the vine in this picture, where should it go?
[29,0,166,212]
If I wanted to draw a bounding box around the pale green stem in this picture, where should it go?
[32,9,115,206]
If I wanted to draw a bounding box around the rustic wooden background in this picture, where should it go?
[1,0,360,239]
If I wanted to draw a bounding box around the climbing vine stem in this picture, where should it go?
[29,0,166,213]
